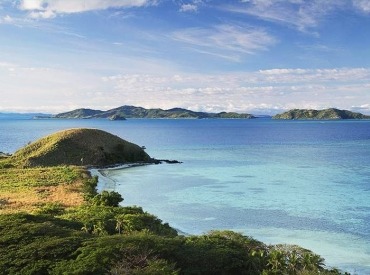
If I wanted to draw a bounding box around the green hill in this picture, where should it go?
[273,108,370,120]
[54,108,104,119]
[53,105,255,119]
[11,128,150,167]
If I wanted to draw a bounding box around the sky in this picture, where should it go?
[1,0,370,115]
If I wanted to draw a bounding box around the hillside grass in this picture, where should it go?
[0,128,150,214]
[11,128,150,167]
[0,163,87,214]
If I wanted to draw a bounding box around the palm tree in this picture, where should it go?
[267,250,287,274]
[115,214,126,234]
[287,250,302,274]
[81,222,93,234]
[92,221,106,235]
[302,252,324,271]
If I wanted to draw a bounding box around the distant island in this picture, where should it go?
[5,106,370,121]
[273,108,370,120]
[47,105,255,120]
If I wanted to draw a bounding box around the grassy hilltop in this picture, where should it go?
[11,128,150,167]
[0,128,150,214]
[0,129,348,274]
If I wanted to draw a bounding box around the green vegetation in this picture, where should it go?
[10,128,150,167]
[0,164,350,274]
[0,129,349,274]
[0,165,87,213]
[213,111,255,118]
[0,209,347,274]
[273,108,370,120]
[53,105,255,119]
[53,108,104,119]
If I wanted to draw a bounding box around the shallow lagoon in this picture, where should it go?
[1,118,370,273]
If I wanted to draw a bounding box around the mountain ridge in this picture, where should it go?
[52,105,255,119]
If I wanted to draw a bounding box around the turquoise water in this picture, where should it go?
[1,118,369,273]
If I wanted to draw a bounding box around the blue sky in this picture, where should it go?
[1,0,370,114]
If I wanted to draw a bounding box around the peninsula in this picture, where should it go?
[51,105,255,119]
[0,128,346,274]
[273,108,370,120]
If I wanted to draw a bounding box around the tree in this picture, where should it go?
[267,250,286,274]
[92,191,123,207]
[109,247,179,275]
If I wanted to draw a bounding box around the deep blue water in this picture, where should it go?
[1,118,370,274]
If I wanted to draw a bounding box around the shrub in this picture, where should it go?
[82,175,98,201]
[91,191,123,207]
[35,202,65,215]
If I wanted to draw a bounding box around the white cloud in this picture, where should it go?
[171,24,276,61]
[0,62,111,113]
[226,0,346,32]
[179,4,198,12]
[18,0,156,18]
[2,14,14,22]
[257,68,370,83]
[352,0,370,13]
[19,0,43,10]
[29,9,55,19]
[351,104,370,112]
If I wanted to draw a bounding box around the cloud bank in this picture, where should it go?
[19,0,156,18]
[1,61,370,114]
[98,67,370,115]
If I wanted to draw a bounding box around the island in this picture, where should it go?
[273,108,370,120]
[52,105,256,119]
[0,129,347,274]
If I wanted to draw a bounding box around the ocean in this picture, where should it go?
[1,118,369,274]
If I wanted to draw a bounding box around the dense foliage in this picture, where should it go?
[0,170,348,275]
[0,209,347,275]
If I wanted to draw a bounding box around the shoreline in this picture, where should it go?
[89,159,182,191]
[89,162,153,192]
[90,163,190,236]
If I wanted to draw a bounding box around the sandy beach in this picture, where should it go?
[90,163,153,192]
